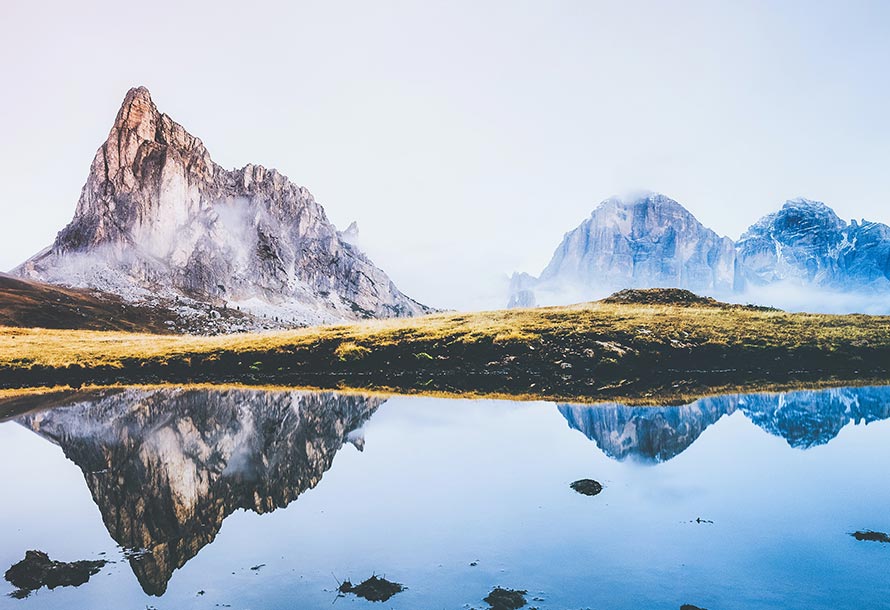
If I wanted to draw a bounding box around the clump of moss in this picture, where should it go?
[601,288,723,307]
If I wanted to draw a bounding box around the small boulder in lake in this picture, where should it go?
[570,479,603,496]
[681,605,708,610]
[484,586,528,610]
[851,530,890,543]
[5,550,107,595]
[338,575,404,602]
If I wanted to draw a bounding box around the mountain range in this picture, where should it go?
[6,87,890,329]
[510,193,890,312]
[11,87,430,332]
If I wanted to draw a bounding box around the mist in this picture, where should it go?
[3,1,890,313]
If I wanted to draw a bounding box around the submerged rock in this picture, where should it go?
[338,575,404,602]
[680,605,708,610]
[851,530,890,543]
[484,587,528,610]
[4,550,107,595]
[570,478,603,496]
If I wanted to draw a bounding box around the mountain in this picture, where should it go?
[17,388,383,595]
[558,385,890,462]
[13,87,430,331]
[511,193,737,305]
[510,193,890,310]
[736,198,890,291]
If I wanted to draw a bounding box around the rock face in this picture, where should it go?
[736,198,890,291]
[14,87,430,330]
[511,193,890,310]
[558,386,890,462]
[514,193,737,305]
[18,388,383,595]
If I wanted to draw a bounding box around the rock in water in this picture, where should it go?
[851,530,890,543]
[569,478,604,496]
[14,87,431,331]
[483,587,528,610]
[338,576,405,602]
[5,550,107,594]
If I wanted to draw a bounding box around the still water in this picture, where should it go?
[1,386,889,609]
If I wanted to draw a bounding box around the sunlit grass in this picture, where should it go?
[1,300,888,370]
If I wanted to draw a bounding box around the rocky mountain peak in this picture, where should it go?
[341,221,360,245]
[115,86,157,132]
[736,197,890,292]
[743,198,846,243]
[14,87,431,330]
[530,192,736,300]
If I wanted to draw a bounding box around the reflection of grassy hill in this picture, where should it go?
[1,289,889,401]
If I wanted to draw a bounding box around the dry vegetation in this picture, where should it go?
[0,273,178,333]
[1,289,889,401]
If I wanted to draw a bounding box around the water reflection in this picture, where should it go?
[16,388,382,595]
[559,386,890,462]
[5,384,890,606]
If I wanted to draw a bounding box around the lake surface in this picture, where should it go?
[1,386,889,609]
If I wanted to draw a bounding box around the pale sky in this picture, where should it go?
[2,0,889,310]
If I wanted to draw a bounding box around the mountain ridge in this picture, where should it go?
[13,86,431,332]
[511,192,890,311]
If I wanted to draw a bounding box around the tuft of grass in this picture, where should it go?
[334,342,371,361]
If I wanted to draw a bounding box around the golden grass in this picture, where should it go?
[1,300,889,370]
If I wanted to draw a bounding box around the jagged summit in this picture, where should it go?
[526,192,736,302]
[15,87,431,331]
[737,197,890,290]
[510,192,890,310]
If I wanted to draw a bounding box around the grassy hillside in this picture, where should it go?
[0,273,180,333]
[2,289,889,402]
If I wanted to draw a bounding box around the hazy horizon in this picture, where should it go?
[3,1,889,310]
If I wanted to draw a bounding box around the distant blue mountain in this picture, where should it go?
[511,193,890,310]
[736,198,890,291]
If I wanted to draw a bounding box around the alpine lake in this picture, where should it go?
[1,384,889,609]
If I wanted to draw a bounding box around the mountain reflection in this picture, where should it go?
[17,388,383,596]
[11,384,890,596]
[559,386,890,462]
